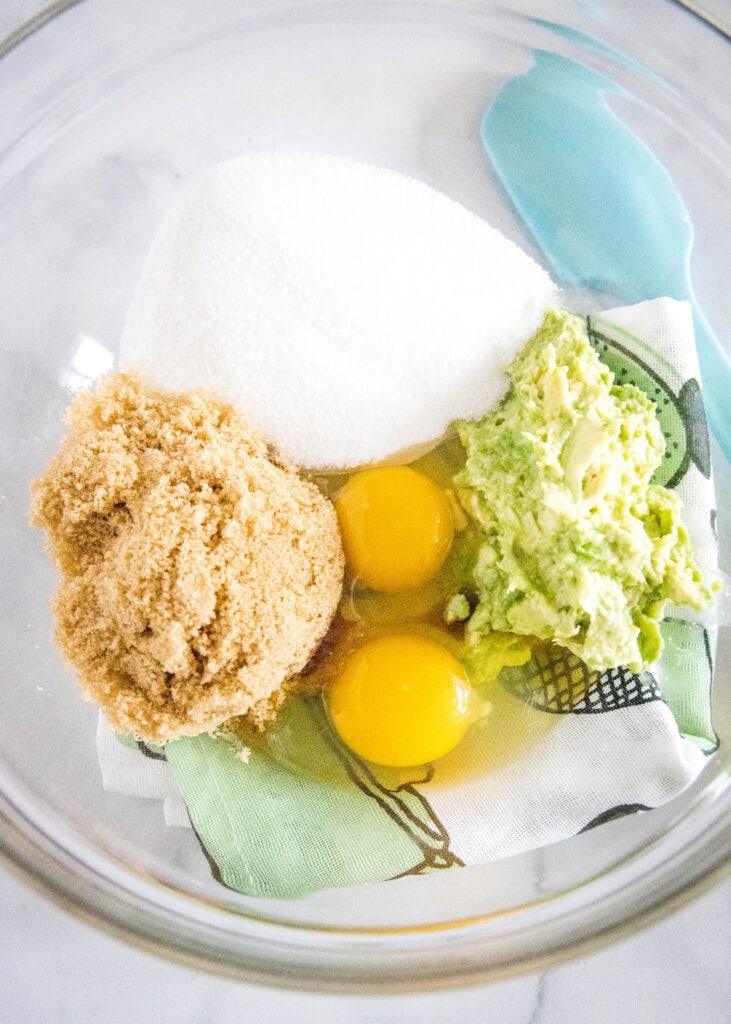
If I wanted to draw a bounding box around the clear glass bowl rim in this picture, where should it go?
[1,0,729,992]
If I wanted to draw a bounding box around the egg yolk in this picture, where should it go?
[334,466,454,592]
[327,634,472,767]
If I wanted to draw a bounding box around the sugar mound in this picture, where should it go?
[120,153,554,468]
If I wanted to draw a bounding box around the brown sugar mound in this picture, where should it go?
[30,373,344,744]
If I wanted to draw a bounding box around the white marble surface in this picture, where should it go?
[2,1,730,1021]
[2,863,730,1023]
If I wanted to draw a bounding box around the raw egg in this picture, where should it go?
[327,633,472,767]
[334,466,454,592]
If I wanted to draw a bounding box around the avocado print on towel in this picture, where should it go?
[499,645,661,715]
[498,618,716,750]
[656,618,718,753]
[314,699,464,877]
[587,314,711,488]
[164,694,462,899]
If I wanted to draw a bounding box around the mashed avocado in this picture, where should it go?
[455,309,713,671]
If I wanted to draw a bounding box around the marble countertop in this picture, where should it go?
[2,2,729,1021]
[3,864,730,1023]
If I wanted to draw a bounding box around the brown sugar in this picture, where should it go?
[30,373,344,744]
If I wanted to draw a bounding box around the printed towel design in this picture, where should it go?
[97,298,719,899]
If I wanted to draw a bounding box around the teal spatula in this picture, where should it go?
[481,50,731,463]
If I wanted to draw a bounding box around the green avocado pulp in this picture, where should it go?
[455,309,714,672]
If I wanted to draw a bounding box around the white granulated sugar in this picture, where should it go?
[120,153,554,468]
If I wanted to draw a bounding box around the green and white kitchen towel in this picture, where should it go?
[97,298,721,900]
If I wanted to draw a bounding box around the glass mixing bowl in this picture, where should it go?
[1,0,729,991]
